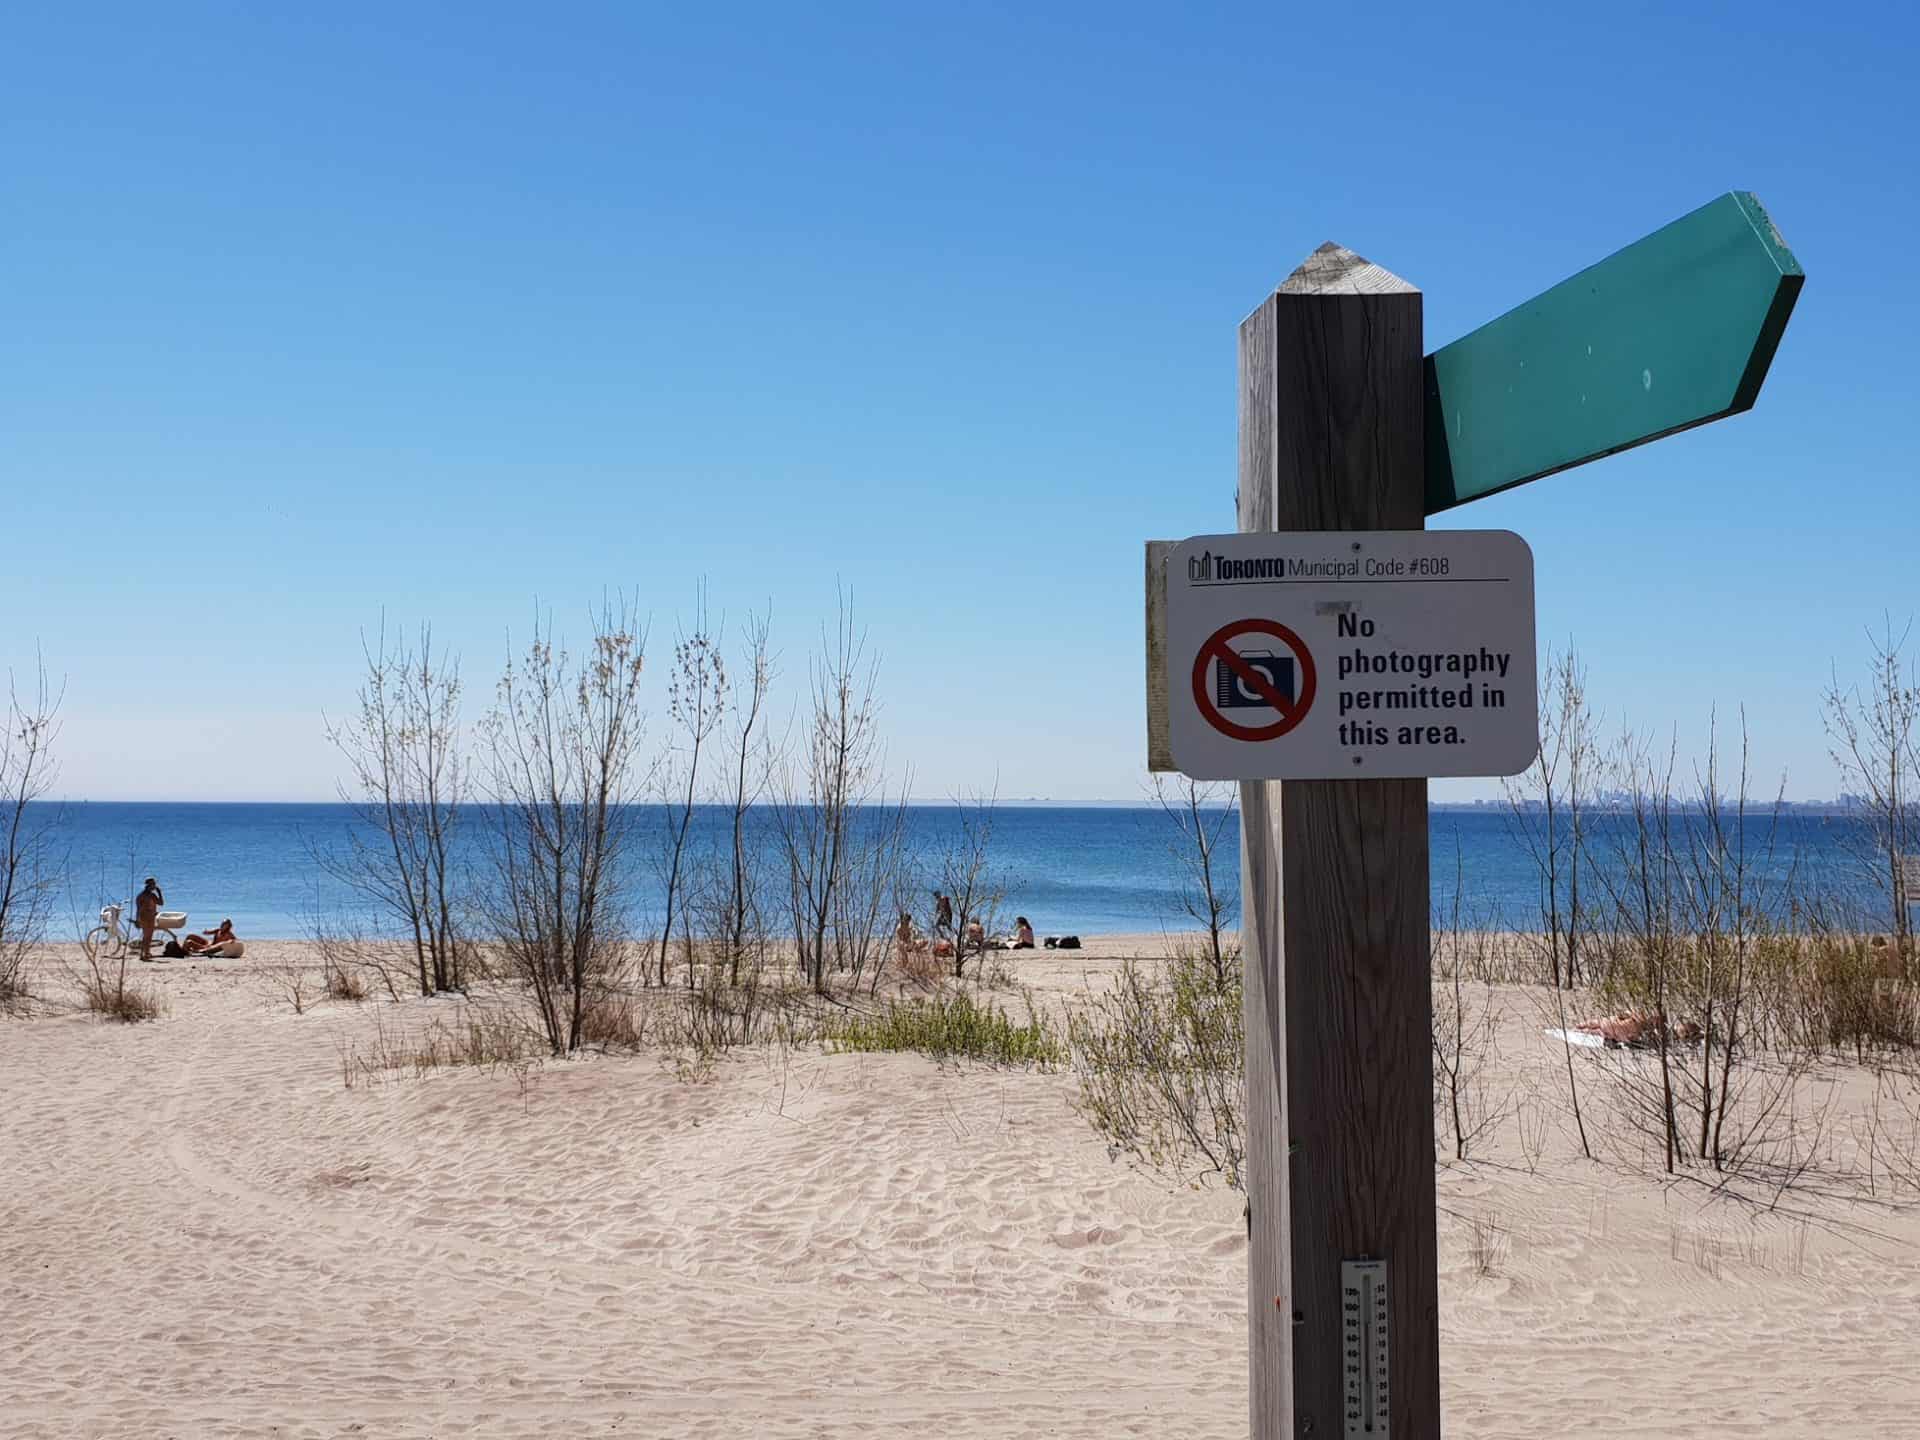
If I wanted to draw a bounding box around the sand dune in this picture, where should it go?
[5,940,1918,1437]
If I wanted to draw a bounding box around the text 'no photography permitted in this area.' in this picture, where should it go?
[1165,531,1540,781]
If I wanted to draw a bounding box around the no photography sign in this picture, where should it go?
[1164,531,1539,780]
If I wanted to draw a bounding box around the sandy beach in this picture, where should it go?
[5,936,1919,1438]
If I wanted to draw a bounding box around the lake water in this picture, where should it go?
[38,802,1890,940]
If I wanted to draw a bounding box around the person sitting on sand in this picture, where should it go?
[184,919,237,955]
[1012,917,1035,949]
[964,918,985,953]
[135,877,165,962]
[895,911,928,962]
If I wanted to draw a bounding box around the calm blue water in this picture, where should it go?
[37,802,1887,940]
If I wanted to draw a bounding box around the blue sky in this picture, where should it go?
[3,1,1915,802]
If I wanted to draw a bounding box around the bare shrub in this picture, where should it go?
[931,789,1012,981]
[1505,647,1597,1159]
[1431,920,1506,1161]
[480,599,650,1055]
[1504,648,1600,987]
[0,659,64,1012]
[1821,616,1919,960]
[1150,774,1237,985]
[1070,944,1245,1189]
[707,608,776,989]
[271,963,315,1014]
[316,620,469,996]
[1585,716,1823,1180]
[774,598,910,994]
[305,907,436,1003]
[653,593,727,989]
[1859,1060,1920,1199]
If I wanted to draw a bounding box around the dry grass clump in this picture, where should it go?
[578,989,647,1050]
[325,963,370,1003]
[1466,1211,1509,1278]
[1794,936,1919,1058]
[337,1005,543,1088]
[84,975,165,1023]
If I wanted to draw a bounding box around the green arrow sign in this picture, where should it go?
[1425,191,1803,513]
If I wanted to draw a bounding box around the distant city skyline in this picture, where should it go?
[5,2,1917,805]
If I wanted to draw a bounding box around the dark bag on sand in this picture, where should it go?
[1043,937,1058,949]
[1057,935,1081,950]
[162,940,186,958]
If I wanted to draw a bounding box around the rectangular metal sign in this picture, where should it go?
[1163,530,1538,781]
[1901,855,1920,896]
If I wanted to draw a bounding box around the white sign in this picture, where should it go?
[1164,530,1538,781]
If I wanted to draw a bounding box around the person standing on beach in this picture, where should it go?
[135,877,164,962]
[933,892,953,937]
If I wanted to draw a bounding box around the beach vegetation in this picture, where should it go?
[1070,944,1245,1189]
[929,787,1012,981]
[479,597,651,1056]
[772,596,911,995]
[698,607,777,991]
[0,657,64,1013]
[81,964,164,1022]
[336,1003,546,1087]
[325,960,369,1003]
[1821,616,1920,966]
[1150,774,1237,988]
[1431,865,1508,1161]
[315,620,470,997]
[826,989,1064,1067]
[1503,647,1599,1158]
[652,590,727,989]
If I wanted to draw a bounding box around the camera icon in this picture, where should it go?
[1215,650,1294,709]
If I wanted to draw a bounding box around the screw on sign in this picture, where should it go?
[1191,619,1317,742]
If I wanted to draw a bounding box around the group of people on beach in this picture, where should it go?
[132,877,245,963]
[894,891,1037,964]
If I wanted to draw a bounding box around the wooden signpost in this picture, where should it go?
[1147,193,1803,1439]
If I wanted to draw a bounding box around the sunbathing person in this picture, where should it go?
[184,919,236,955]
[187,920,245,959]
[895,911,929,963]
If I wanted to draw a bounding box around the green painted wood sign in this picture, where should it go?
[1425,191,1803,514]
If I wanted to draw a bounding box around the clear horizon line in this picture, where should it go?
[40,793,1866,808]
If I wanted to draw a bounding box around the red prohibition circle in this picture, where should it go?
[1191,619,1318,742]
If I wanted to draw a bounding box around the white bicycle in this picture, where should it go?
[84,903,189,962]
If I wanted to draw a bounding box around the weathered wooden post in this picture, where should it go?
[1239,245,1437,1439]
[1145,190,1802,1440]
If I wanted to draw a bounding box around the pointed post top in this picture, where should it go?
[1276,242,1417,297]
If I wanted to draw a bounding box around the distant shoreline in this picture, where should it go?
[30,798,1877,815]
